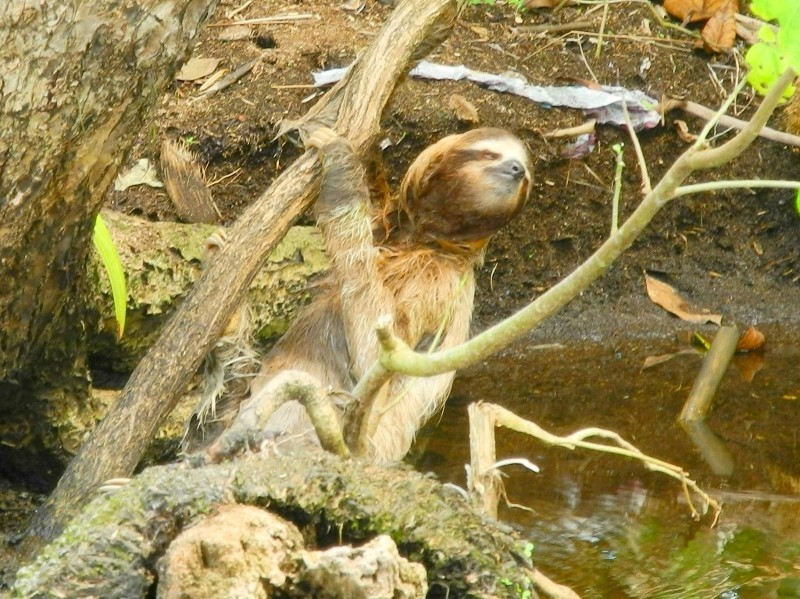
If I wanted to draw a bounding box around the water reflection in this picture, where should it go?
[417,334,800,598]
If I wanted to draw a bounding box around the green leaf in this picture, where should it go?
[746,1,800,98]
[93,214,127,338]
[751,0,800,24]
[795,189,800,216]
[750,0,779,20]
[745,42,787,95]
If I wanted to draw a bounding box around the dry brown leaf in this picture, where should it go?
[644,274,723,325]
[674,120,698,143]
[736,325,765,352]
[449,94,480,125]
[663,0,725,23]
[176,57,220,81]
[701,0,738,51]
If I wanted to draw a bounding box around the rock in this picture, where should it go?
[157,504,303,599]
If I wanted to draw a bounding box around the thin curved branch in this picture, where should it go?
[376,69,795,378]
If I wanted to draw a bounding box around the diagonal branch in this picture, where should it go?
[27,0,461,544]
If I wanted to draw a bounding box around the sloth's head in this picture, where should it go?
[399,128,531,248]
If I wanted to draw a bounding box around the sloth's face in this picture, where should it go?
[402,128,531,245]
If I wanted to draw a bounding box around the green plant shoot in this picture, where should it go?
[745,0,800,97]
[93,214,127,338]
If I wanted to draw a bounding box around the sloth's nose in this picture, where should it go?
[502,159,526,180]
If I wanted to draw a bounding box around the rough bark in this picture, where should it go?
[14,452,538,598]
[27,0,461,543]
[0,0,218,380]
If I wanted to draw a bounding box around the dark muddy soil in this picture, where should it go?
[113,0,800,342]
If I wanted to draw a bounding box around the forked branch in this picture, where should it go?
[469,402,721,523]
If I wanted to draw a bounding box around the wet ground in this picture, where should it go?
[418,330,800,598]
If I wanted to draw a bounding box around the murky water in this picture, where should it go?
[417,330,800,598]
[3,331,799,595]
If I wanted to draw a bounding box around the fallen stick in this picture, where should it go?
[663,98,800,147]
[678,325,740,423]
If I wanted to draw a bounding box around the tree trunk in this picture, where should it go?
[0,0,218,380]
[0,212,329,493]
[26,0,460,544]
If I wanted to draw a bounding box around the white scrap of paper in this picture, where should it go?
[312,60,661,131]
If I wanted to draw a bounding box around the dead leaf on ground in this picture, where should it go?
[644,274,723,325]
[664,0,724,23]
[701,0,737,51]
[176,57,220,82]
[114,159,163,191]
[663,0,739,51]
[449,94,480,125]
[674,120,698,143]
[736,325,765,352]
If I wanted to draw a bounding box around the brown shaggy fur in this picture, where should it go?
[186,127,531,462]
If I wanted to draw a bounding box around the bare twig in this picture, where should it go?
[529,567,582,599]
[622,101,651,194]
[542,119,596,139]
[662,97,800,148]
[514,20,595,34]
[674,179,800,197]
[594,0,610,58]
[610,142,624,235]
[208,13,318,26]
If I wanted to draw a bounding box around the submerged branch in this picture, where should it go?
[472,402,721,522]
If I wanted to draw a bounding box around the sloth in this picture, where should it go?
[186,126,531,463]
